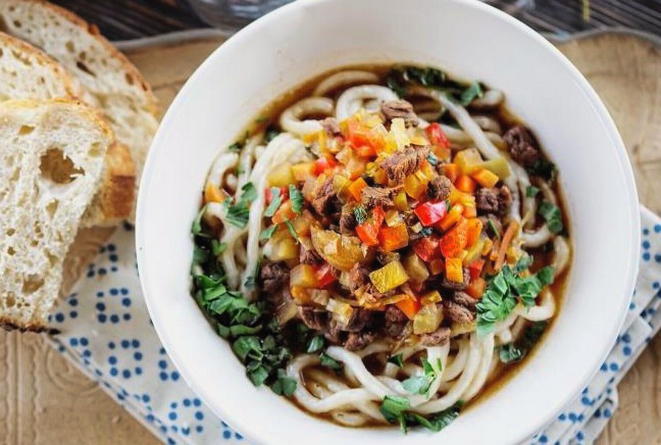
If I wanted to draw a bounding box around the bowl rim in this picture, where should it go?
[136,0,641,443]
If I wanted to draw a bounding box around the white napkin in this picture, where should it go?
[47,208,661,445]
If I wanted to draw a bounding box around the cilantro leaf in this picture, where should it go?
[285,220,299,242]
[499,321,547,364]
[211,239,227,255]
[380,395,411,425]
[259,224,278,240]
[528,158,557,182]
[226,183,257,228]
[264,187,282,217]
[289,184,304,214]
[526,185,540,198]
[499,343,524,363]
[402,375,432,395]
[538,201,564,234]
[387,353,404,368]
[191,204,210,237]
[354,205,368,224]
[403,402,462,433]
[460,81,484,105]
[306,335,325,353]
[319,352,341,370]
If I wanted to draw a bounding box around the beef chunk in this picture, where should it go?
[339,205,357,234]
[298,305,328,331]
[452,291,479,309]
[504,125,541,167]
[344,308,375,332]
[348,263,370,292]
[476,186,511,216]
[299,244,323,265]
[381,100,419,127]
[321,117,341,137]
[383,305,409,338]
[376,250,400,266]
[441,268,470,291]
[259,261,289,293]
[420,326,451,346]
[442,300,475,324]
[361,186,400,208]
[344,331,377,351]
[427,176,452,201]
[312,178,340,215]
[381,145,430,184]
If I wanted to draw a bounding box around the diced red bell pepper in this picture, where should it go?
[265,186,287,204]
[414,200,448,227]
[425,122,449,148]
[356,206,385,246]
[440,218,469,258]
[413,236,440,262]
[313,155,337,175]
[315,263,337,288]
[467,259,485,281]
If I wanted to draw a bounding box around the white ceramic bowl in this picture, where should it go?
[136,0,640,443]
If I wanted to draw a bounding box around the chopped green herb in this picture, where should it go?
[285,220,299,241]
[460,81,484,106]
[354,205,368,224]
[264,187,282,217]
[306,335,325,353]
[247,365,269,385]
[387,353,404,368]
[192,245,209,266]
[289,184,304,214]
[538,201,564,234]
[319,352,342,370]
[225,182,257,228]
[211,239,227,255]
[380,395,411,425]
[259,224,278,240]
[191,204,210,237]
[271,370,297,396]
[228,141,243,152]
[420,227,434,237]
[426,153,439,166]
[487,219,500,239]
[499,321,548,364]
[528,158,557,182]
[514,253,533,273]
[526,185,540,198]
[402,375,433,395]
[499,343,524,363]
[380,395,462,433]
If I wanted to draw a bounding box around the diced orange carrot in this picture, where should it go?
[471,168,500,188]
[455,175,477,193]
[347,177,367,201]
[466,277,486,298]
[204,182,224,203]
[395,296,422,320]
[443,163,460,183]
[272,200,296,224]
[463,205,477,218]
[378,223,409,252]
[445,258,464,283]
[466,218,483,247]
[438,204,464,231]
[494,221,519,271]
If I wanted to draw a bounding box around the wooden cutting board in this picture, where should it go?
[1,32,660,445]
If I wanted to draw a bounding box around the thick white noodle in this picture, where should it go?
[240,134,306,298]
[279,97,334,136]
[335,85,398,120]
[510,161,537,230]
[552,236,571,276]
[325,346,395,399]
[442,339,470,381]
[206,151,239,188]
[204,202,226,222]
[313,70,380,97]
[539,180,558,205]
[521,224,553,248]
[494,312,518,345]
[414,333,482,414]
[515,288,555,321]
[306,369,383,421]
[471,115,502,134]
[469,89,504,109]
[463,334,496,401]
[424,88,522,223]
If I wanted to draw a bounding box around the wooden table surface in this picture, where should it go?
[1,32,661,445]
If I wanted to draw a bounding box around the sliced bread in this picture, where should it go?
[0,99,112,331]
[0,0,159,219]
[0,31,136,226]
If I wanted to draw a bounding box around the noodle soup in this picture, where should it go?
[190,65,571,432]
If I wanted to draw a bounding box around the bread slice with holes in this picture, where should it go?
[0,31,136,226]
[0,0,159,221]
[0,99,112,331]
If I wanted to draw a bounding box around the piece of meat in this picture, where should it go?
[442,300,475,324]
[497,185,512,215]
[321,117,341,137]
[420,326,451,346]
[259,261,289,294]
[427,176,452,201]
[361,186,400,208]
[441,268,470,291]
[381,145,430,184]
[299,243,323,265]
[376,250,400,266]
[476,186,511,217]
[383,305,409,338]
[452,291,479,309]
[339,205,357,234]
[312,177,340,215]
[381,100,419,127]
[347,263,369,290]
[298,305,328,331]
[344,308,375,332]
[344,331,377,351]
[503,125,541,167]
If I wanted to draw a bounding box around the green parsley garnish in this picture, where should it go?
[499,321,548,364]
[285,220,299,241]
[225,182,257,228]
[306,335,325,353]
[387,353,404,368]
[354,205,368,224]
[211,239,227,255]
[538,201,564,234]
[459,81,484,106]
[259,224,278,240]
[526,185,540,198]
[264,187,282,217]
[289,184,304,214]
[487,219,501,239]
[380,395,462,433]
[319,352,342,370]
[191,204,210,237]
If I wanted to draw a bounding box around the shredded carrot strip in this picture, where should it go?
[494,221,519,271]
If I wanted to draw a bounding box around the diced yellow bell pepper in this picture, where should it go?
[420,290,442,305]
[454,148,482,175]
[290,264,318,288]
[403,253,430,283]
[390,118,410,150]
[394,191,409,211]
[369,260,409,293]
[385,210,403,227]
[445,258,464,283]
[267,162,294,187]
[404,173,428,200]
[413,303,443,335]
[290,286,311,304]
[292,162,315,181]
[268,237,299,261]
[478,157,511,179]
[326,299,354,326]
